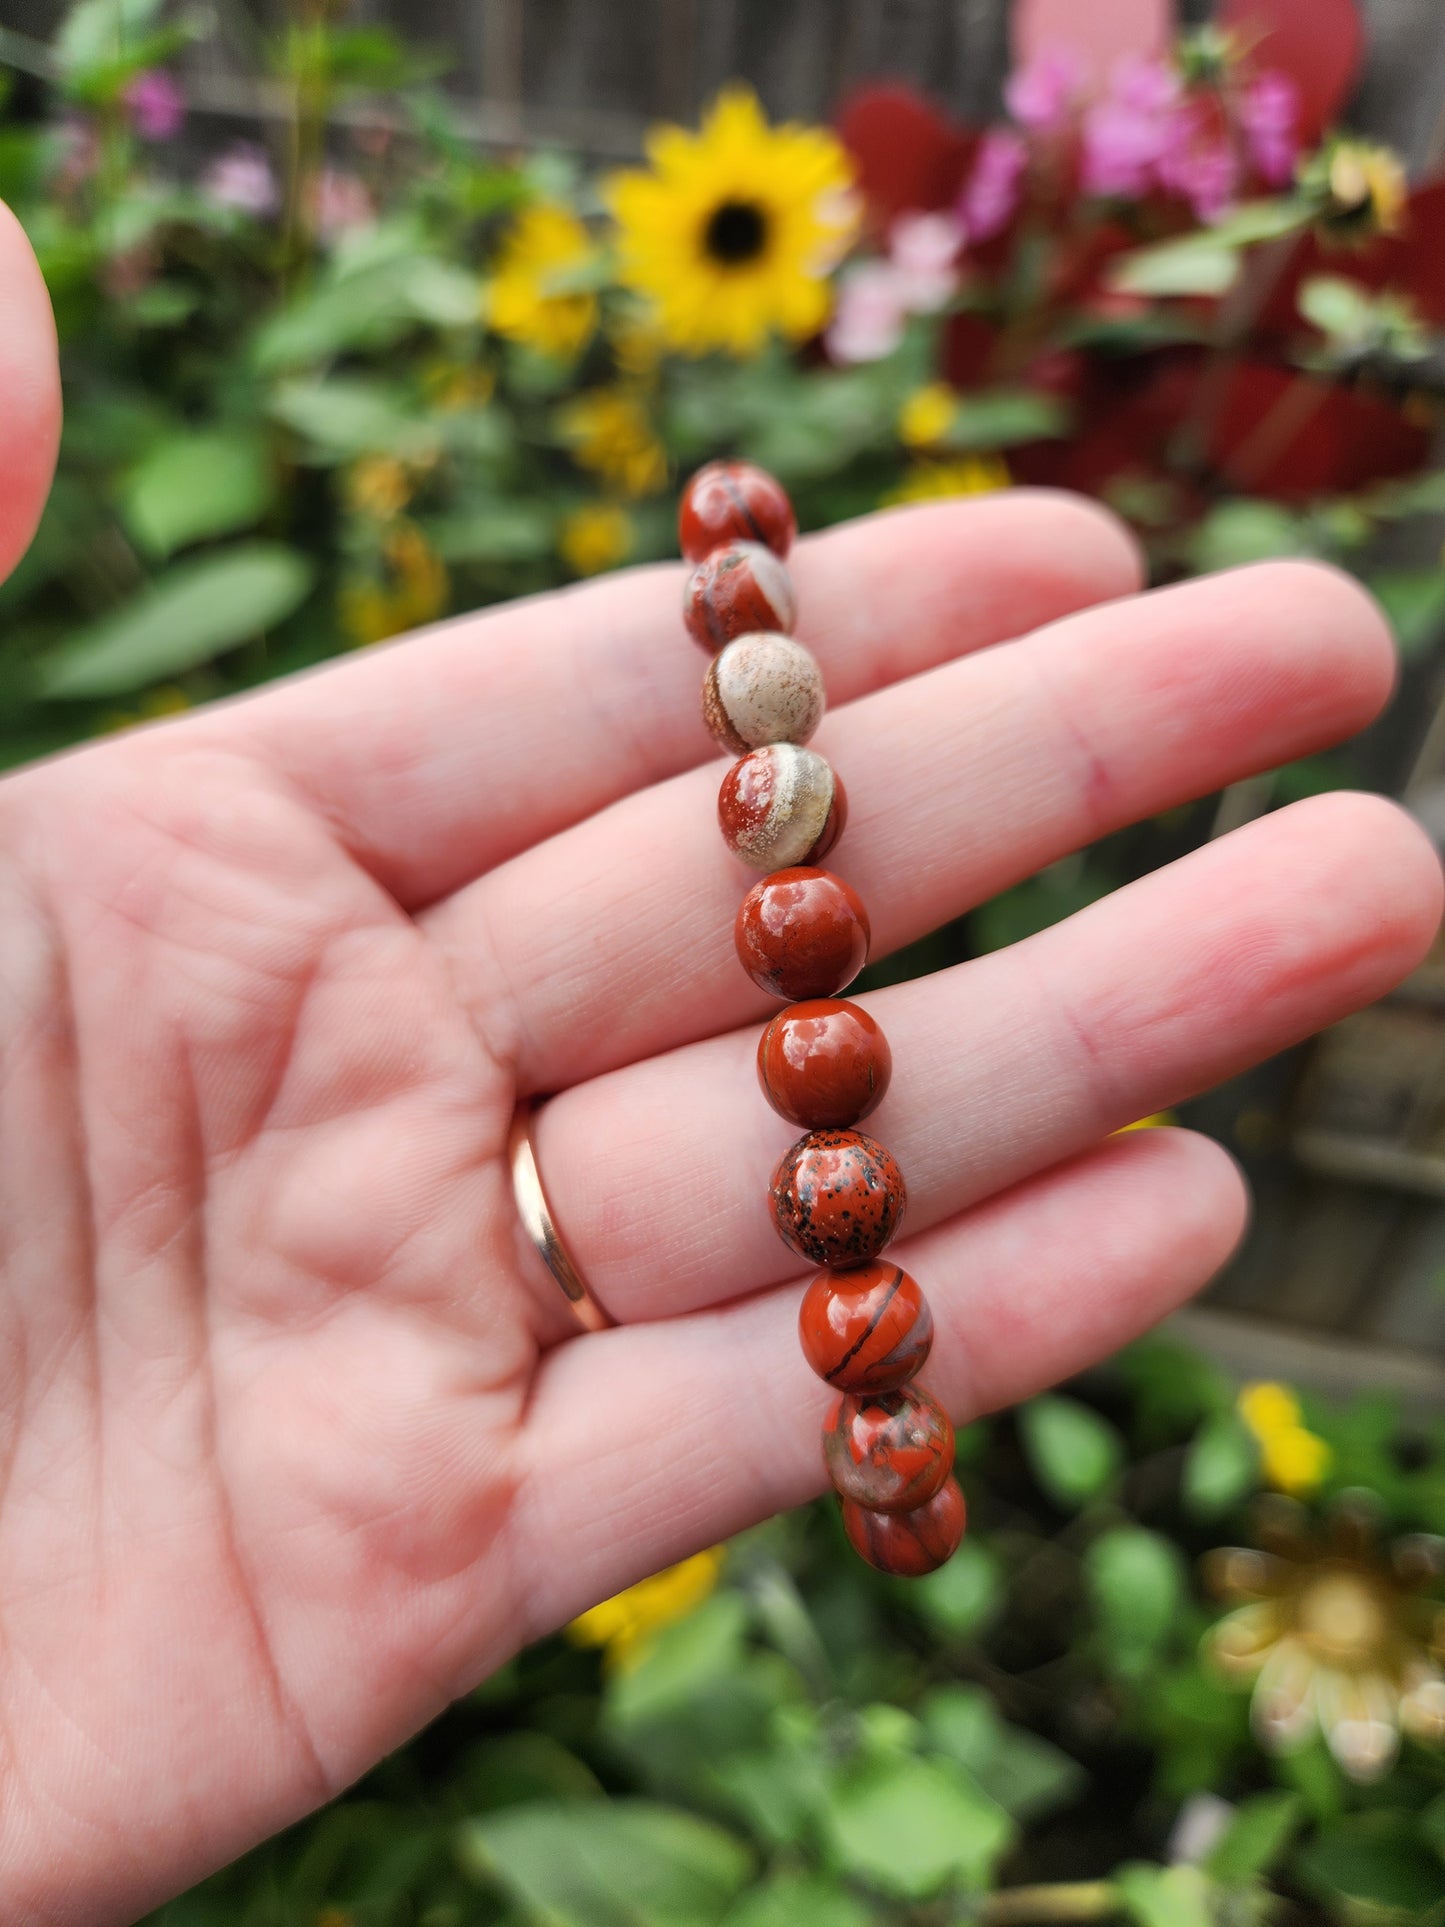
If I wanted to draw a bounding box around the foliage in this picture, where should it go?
[141,1341,1445,1924]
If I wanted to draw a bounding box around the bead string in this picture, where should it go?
[679,461,967,1578]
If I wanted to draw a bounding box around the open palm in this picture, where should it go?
[0,207,1439,1925]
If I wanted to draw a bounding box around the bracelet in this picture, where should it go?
[679,461,967,1578]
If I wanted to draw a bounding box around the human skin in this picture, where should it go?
[0,201,1438,1923]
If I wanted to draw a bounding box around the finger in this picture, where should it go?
[518,791,1439,1335]
[503,1127,1246,1638]
[431,560,1398,1091]
[220,492,1140,905]
[0,201,62,583]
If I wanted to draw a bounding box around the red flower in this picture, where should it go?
[835,85,977,229]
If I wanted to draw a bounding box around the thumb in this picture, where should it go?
[0,198,61,584]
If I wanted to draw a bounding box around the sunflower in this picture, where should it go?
[488,203,598,359]
[881,456,1011,505]
[605,87,857,358]
[1204,1495,1445,1783]
[558,386,668,498]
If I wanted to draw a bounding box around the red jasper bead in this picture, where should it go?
[720,748,845,873]
[798,1262,932,1393]
[824,1384,954,1513]
[757,998,890,1129]
[735,867,870,1001]
[684,540,797,653]
[769,1128,906,1268]
[679,461,796,564]
[842,1476,967,1577]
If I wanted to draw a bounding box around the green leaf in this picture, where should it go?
[1295,1810,1445,1912]
[1368,569,1445,661]
[429,501,554,564]
[1018,1395,1123,1510]
[922,1686,1084,1825]
[1183,1413,1259,1518]
[268,379,435,461]
[1109,238,1241,299]
[1115,1863,1213,1927]
[606,1594,749,1730]
[1086,1528,1184,1674]
[120,430,274,557]
[1189,500,1311,573]
[821,1754,1015,1899]
[35,545,314,698]
[721,1872,873,1927]
[943,389,1068,449]
[460,1732,602,1812]
[458,1799,752,1927]
[1298,274,1378,341]
[1204,1791,1300,1882]
[906,1537,1002,1639]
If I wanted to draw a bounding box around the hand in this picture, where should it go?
[0,208,1438,1925]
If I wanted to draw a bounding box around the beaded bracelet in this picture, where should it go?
[679,461,967,1579]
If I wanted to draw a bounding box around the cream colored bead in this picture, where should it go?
[701,633,824,757]
[717,743,843,871]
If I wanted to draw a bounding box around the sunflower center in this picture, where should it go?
[1296,1571,1389,1667]
[704,199,769,266]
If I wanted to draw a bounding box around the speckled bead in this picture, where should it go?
[703,634,825,756]
[769,1128,906,1267]
[684,541,797,653]
[842,1476,967,1577]
[824,1385,954,1512]
[757,997,890,1128]
[719,747,845,873]
[798,1262,933,1393]
[735,867,870,1001]
[680,461,796,563]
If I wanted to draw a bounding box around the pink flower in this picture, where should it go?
[1158,132,1239,221]
[1004,47,1084,134]
[888,210,962,310]
[958,129,1028,242]
[123,69,185,141]
[201,143,279,215]
[1080,56,1181,200]
[826,261,910,363]
[1238,70,1300,186]
[311,167,375,242]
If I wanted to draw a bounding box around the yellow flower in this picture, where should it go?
[1115,1111,1177,1134]
[1304,139,1409,240]
[605,86,857,358]
[339,521,449,646]
[1237,1381,1331,1498]
[424,361,496,413]
[567,1547,724,1669]
[609,306,668,376]
[488,202,598,359]
[559,503,633,576]
[98,685,191,734]
[1205,1498,1445,1782]
[898,382,957,449]
[559,387,668,498]
[345,455,412,521]
[882,455,1010,505]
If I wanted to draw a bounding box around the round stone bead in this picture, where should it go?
[735,867,869,1001]
[798,1262,933,1393]
[824,1385,954,1513]
[769,1128,906,1268]
[719,747,845,873]
[842,1476,967,1577]
[679,461,796,563]
[703,634,825,756]
[684,541,797,653]
[757,997,890,1128]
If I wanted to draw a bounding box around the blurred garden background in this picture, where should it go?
[4,0,1445,1917]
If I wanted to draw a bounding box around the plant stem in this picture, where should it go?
[976,1881,1120,1923]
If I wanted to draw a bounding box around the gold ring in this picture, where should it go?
[508,1099,615,1333]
